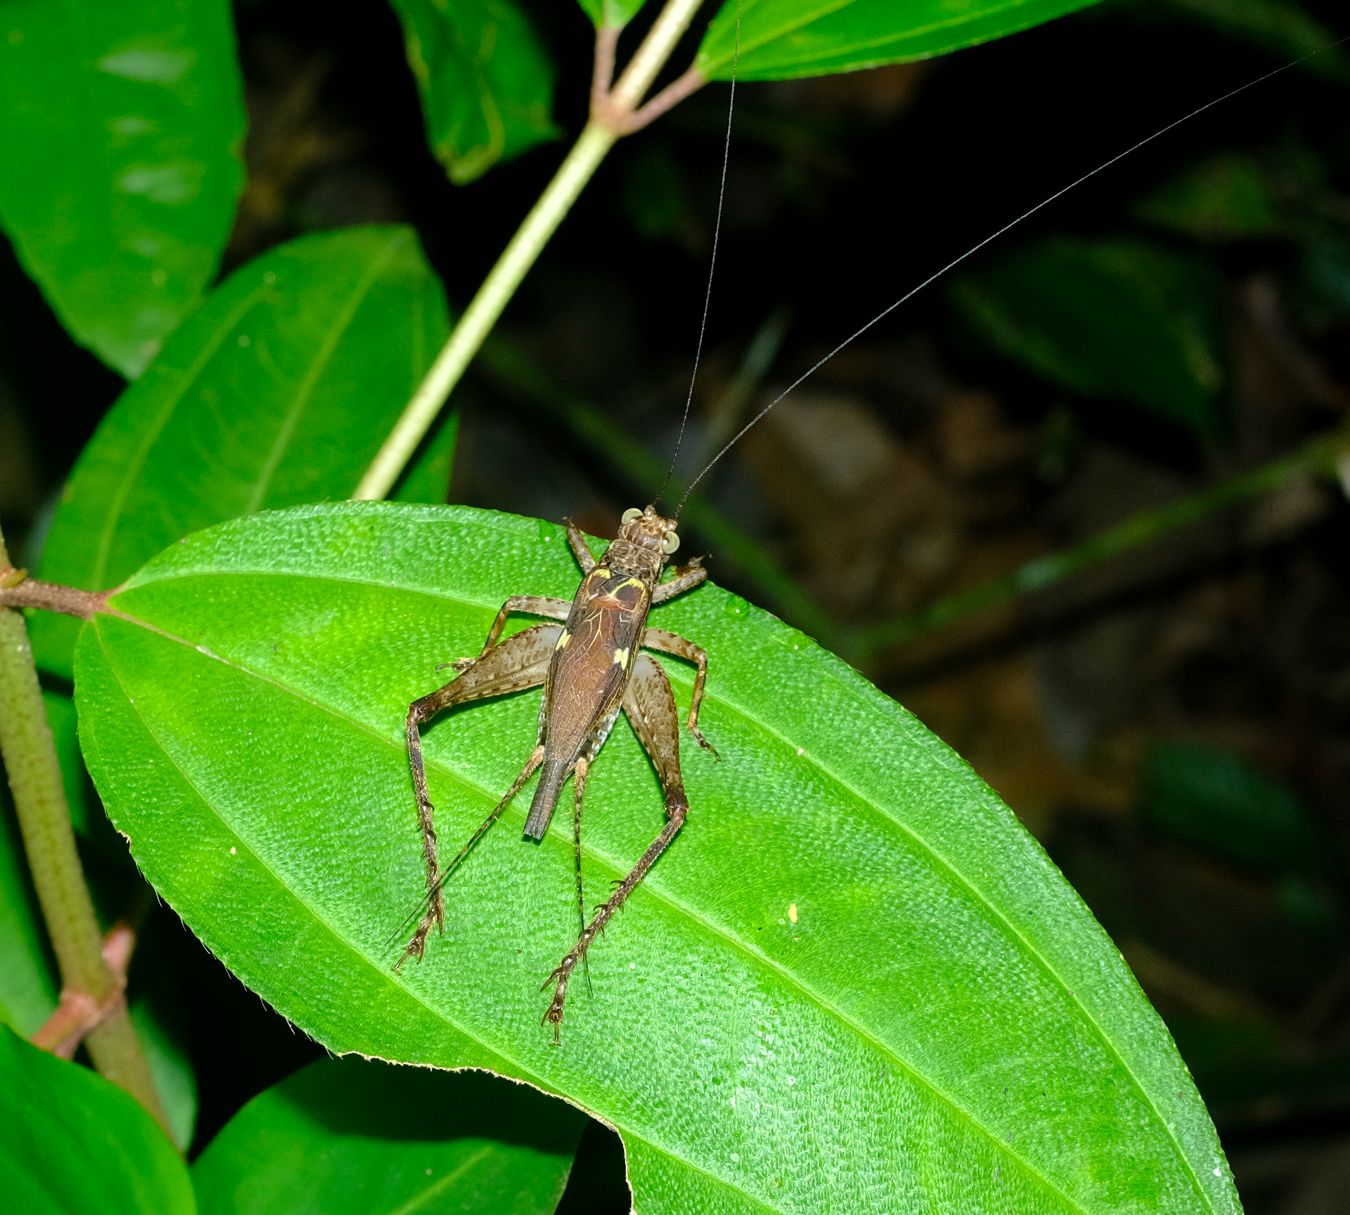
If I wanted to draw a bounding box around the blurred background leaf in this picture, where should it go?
[949,238,1226,435]
[0,1027,194,1213]
[389,0,559,185]
[0,0,245,377]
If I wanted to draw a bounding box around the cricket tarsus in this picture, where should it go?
[398,506,714,1036]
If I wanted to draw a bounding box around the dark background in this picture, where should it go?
[3,0,1348,1209]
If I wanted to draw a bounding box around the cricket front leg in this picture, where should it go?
[564,519,599,574]
[651,555,706,604]
[640,626,716,756]
[542,654,689,1038]
[399,623,560,969]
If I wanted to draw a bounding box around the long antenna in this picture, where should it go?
[657,0,743,507]
[675,40,1345,515]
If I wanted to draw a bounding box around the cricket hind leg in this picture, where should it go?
[397,623,560,970]
[396,746,544,970]
[542,653,689,1038]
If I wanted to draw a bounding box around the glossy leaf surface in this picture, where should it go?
[699,0,1104,80]
[193,1058,583,1214]
[0,0,244,376]
[0,1027,194,1214]
[33,225,451,679]
[390,0,558,184]
[75,503,1239,1214]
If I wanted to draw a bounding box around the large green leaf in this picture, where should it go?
[33,225,452,680]
[192,1058,583,1214]
[698,0,1104,81]
[0,1026,194,1214]
[0,0,244,377]
[389,0,559,185]
[74,503,1239,1214]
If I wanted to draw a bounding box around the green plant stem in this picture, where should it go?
[852,422,1350,662]
[0,527,168,1132]
[354,0,710,501]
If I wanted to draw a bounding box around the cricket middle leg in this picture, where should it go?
[640,626,716,756]
[398,623,560,969]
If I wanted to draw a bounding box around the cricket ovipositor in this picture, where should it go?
[391,29,1336,1037]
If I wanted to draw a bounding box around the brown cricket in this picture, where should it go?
[395,504,715,1037]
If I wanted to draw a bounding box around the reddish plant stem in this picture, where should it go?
[0,569,106,618]
[32,922,136,1058]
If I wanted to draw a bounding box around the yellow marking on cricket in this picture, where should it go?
[618,577,645,593]
[555,630,570,650]
[613,647,630,668]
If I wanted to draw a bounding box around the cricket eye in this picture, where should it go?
[622,507,642,524]
[662,531,680,555]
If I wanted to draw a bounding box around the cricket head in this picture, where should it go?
[616,505,680,576]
